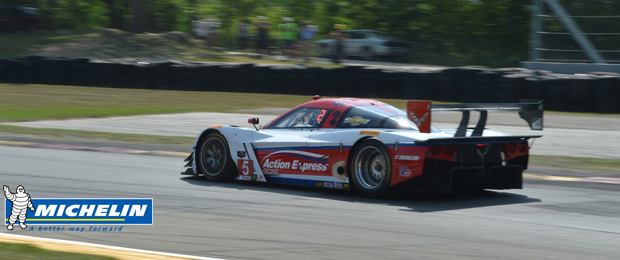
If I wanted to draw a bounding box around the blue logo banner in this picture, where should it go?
[5,198,153,225]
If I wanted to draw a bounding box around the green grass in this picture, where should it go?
[0,242,117,260]
[0,84,313,122]
[0,84,410,122]
[0,125,195,147]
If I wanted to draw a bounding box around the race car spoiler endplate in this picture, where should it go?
[407,100,543,137]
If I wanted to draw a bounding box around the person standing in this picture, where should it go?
[256,16,271,57]
[299,20,318,63]
[280,17,299,59]
[329,24,347,64]
[238,19,251,51]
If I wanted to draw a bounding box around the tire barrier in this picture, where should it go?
[1,57,619,113]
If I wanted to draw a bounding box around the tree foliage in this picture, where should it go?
[5,0,620,67]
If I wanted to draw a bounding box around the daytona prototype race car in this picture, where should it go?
[182,96,543,197]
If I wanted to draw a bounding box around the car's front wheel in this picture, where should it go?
[350,139,392,197]
[196,132,236,181]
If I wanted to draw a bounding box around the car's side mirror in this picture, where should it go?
[248,118,260,130]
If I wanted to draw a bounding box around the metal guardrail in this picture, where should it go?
[529,0,620,64]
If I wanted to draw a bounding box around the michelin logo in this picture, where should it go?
[35,204,148,218]
[3,185,35,230]
[4,187,153,226]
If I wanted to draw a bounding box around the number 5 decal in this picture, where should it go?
[238,159,254,176]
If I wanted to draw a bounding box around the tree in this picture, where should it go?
[101,0,128,30]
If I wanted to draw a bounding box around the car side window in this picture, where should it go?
[269,107,331,129]
[338,107,385,128]
[350,31,364,40]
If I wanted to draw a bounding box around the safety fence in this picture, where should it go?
[1,56,618,113]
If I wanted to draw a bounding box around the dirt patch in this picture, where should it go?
[31,28,216,61]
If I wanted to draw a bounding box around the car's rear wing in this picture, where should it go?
[407,100,543,137]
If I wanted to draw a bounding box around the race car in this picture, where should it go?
[182,96,543,197]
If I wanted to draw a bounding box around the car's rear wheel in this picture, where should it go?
[196,133,236,181]
[350,139,392,197]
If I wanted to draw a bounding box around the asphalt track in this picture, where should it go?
[1,145,619,260]
[1,111,620,259]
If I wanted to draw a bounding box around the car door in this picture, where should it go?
[252,107,328,179]
[344,31,365,56]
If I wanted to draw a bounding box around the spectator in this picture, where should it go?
[206,17,221,49]
[299,20,318,63]
[256,16,271,57]
[238,19,251,51]
[191,17,207,40]
[329,24,346,64]
[280,17,299,59]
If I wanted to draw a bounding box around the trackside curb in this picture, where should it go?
[0,233,226,260]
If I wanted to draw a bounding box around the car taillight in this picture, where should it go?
[506,143,517,154]
[517,142,527,152]
[384,41,394,47]
[444,145,457,156]
[429,145,442,156]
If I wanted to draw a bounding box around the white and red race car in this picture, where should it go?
[182,96,543,197]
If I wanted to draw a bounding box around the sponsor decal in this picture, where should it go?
[324,182,334,188]
[394,155,420,161]
[261,150,329,174]
[4,185,152,229]
[531,117,543,130]
[475,145,491,160]
[399,167,412,177]
[334,182,343,189]
[5,198,153,226]
[359,130,380,136]
[407,101,432,133]
[344,116,370,126]
[409,111,429,128]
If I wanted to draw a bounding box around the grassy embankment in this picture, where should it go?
[0,242,117,260]
[0,29,336,66]
[1,84,619,174]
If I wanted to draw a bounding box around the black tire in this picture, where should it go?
[196,133,236,181]
[350,139,392,198]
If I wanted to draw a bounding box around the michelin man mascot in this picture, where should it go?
[3,185,35,230]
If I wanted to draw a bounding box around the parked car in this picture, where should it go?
[316,30,410,60]
[0,6,41,32]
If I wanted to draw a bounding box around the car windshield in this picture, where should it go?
[371,31,393,39]
[269,107,330,129]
